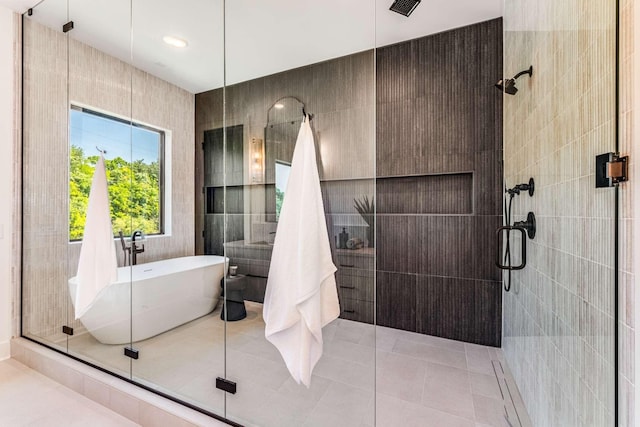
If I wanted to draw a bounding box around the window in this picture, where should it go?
[69,106,164,241]
[275,160,291,221]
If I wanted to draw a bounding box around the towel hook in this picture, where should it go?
[302,107,313,122]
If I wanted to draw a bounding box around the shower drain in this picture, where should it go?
[491,359,532,427]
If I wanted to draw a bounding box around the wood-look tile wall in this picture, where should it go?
[22,20,195,341]
[376,18,503,346]
[503,1,618,425]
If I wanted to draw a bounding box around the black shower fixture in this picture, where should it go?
[495,66,533,95]
[389,0,421,17]
[506,177,535,197]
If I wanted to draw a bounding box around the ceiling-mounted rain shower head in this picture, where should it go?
[495,65,533,95]
[389,0,421,17]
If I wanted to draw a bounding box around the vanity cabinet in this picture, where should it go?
[335,249,374,324]
[225,242,375,324]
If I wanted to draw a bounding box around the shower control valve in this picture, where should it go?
[513,212,536,239]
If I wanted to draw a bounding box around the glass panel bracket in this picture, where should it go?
[124,347,139,360]
[216,377,237,394]
[62,21,74,33]
[596,153,628,187]
[62,326,74,336]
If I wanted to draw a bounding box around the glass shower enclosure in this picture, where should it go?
[20,0,619,426]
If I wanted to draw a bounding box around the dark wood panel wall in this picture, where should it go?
[376,18,503,346]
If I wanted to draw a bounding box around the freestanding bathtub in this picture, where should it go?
[68,255,228,344]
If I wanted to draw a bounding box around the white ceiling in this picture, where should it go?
[0,0,31,13]
[3,0,502,93]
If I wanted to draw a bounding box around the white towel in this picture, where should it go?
[74,155,118,319]
[264,117,340,387]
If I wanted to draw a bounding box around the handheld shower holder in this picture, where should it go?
[496,212,536,270]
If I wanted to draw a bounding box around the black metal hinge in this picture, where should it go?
[596,153,629,188]
[27,8,33,16]
[216,377,237,394]
[63,21,74,33]
[124,347,139,360]
[62,326,74,336]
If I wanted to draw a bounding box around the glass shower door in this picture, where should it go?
[502,1,618,425]
[21,0,70,354]
[220,2,377,425]
[65,0,134,378]
[129,0,227,416]
[373,14,505,427]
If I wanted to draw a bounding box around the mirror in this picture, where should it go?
[264,96,306,224]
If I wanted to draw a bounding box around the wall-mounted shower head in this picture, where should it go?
[495,66,533,95]
[389,0,421,17]
[495,78,518,95]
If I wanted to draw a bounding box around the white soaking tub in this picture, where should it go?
[69,255,228,344]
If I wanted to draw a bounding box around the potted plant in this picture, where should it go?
[354,195,375,248]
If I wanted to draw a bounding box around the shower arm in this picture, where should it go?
[512,66,533,81]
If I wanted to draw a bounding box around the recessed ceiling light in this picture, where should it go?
[274,103,284,109]
[163,35,188,48]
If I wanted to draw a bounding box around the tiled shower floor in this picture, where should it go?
[63,302,528,427]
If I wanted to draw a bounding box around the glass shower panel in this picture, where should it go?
[130,0,227,416]
[221,1,376,425]
[21,0,70,353]
[64,0,133,377]
[502,1,617,426]
[374,12,505,427]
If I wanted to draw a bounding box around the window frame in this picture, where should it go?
[69,104,166,241]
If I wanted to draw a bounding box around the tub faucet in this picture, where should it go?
[131,230,145,265]
[118,230,131,266]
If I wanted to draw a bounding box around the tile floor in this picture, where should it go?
[0,357,140,426]
[44,301,526,427]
